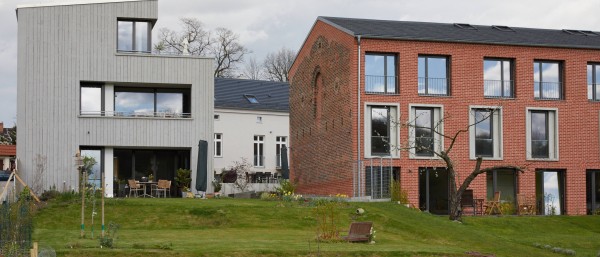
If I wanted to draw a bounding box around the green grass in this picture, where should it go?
[32,197,600,256]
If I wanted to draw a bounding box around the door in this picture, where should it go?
[419,168,449,214]
[536,170,565,215]
[587,170,600,215]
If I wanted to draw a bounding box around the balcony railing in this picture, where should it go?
[534,81,563,100]
[418,77,449,96]
[484,80,514,98]
[365,75,398,94]
[80,111,192,118]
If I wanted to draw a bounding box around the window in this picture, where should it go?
[418,56,449,96]
[534,61,562,100]
[365,105,398,157]
[80,148,103,189]
[484,59,513,98]
[81,84,103,115]
[276,136,287,168]
[253,135,264,167]
[586,170,600,215]
[470,107,502,159]
[117,20,151,53]
[214,114,220,120]
[214,134,222,157]
[588,63,600,101]
[244,94,259,103]
[526,109,558,160]
[536,170,565,215]
[410,105,443,158]
[114,87,190,117]
[256,116,263,123]
[365,53,397,94]
[486,169,516,202]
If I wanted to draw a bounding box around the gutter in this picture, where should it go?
[356,35,361,197]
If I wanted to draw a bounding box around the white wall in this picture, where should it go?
[214,108,289,175]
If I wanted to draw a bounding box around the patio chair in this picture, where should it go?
[128,179,144,197]
[484,191,502,215]
[152,180,168,198]
[340,222,373,242]
[517,193,535,215]
[460,189,475,216]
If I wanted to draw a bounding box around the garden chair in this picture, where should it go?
[128,179,144,198]
[340,222,373,242]
[517,193,535,215]
[484,191,502,215]
[152,180,169,198]
[461,189,475,216]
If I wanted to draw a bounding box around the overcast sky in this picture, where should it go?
[1,0,599,125]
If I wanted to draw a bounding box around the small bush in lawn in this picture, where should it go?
[155,242,173,250]
[99,222,120,248]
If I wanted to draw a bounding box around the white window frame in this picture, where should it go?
[364,103,400,158]
[214,133,222,158]
[526,107,559,161]
[276,136,287,168]
[469,106,503,160]
[256,116,263,123]
[409,104,444,159]
[253,135,265,167]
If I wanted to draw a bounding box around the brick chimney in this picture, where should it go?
[0,122,3,132]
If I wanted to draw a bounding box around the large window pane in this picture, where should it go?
[365,54,396,93]
[484,59,512,98]
[531,111,549,158]
[114,91,154,115]
[157,93,183,114]
[135,22,149,52]
[81,87,102,115]
[589,64,600,101]
[486,169,516,202]
[371,107,390,155]
[534,61,561,99]
[415,108,434,156]
[419,56,448,95]
[81,149,102,189]
[117,21,133,51]
[475,110,493,157]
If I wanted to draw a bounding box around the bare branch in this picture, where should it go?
[263,47,296,82]
[211,27,251,78]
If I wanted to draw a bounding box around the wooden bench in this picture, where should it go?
[341,222,373,242]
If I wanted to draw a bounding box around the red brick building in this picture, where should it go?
[288,17,600,215]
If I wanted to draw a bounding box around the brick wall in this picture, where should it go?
[289,21,600,214]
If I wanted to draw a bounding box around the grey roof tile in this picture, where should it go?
[215,78,289,112]
[319,16,600,50]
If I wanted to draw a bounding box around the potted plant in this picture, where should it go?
[175,168,192,197]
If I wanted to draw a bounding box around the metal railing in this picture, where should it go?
[353,158,394,200]
[80,111,192,118]
[418,77,448,96]
[484,80,514,98]
[365,75,398,94]
[534,82,563,100]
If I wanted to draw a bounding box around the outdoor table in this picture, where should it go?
[138,181,158,198]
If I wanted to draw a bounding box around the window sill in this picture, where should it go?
[418,94,451,97]
[470,157,503,161]
[533,98,563,101]
[365,92,400,96]
[364,155,399,159]
[484,96,515,100]
[526,157,559,162]
[409,155,440,160]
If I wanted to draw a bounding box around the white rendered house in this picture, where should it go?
[16,0,214,196]
[213,78,289,193]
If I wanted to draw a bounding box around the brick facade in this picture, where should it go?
[289,20,600,215]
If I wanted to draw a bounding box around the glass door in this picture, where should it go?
[587,170,600,214]
[536,170,565,215]
[419,168,449,214]
[80,149,102,189]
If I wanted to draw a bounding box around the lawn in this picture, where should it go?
[32,197,600,256]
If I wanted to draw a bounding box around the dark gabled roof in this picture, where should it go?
[215,78,289,112]
[318,16,600,50]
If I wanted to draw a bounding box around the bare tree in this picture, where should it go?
[154,18,249,77]
[391,107,525,221]
[262,47,295,82]
[154,18,211,55]
[0,125,16,145]
[211,27,250,78]
[240,57,263,80]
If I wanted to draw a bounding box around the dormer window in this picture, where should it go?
[117,20,151,53]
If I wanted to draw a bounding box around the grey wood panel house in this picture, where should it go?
[16,0,214,196]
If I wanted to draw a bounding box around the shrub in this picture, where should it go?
[500,202,515,215]
[314,201,342,241]
[276,180,296,196]
[390,181,408,204]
